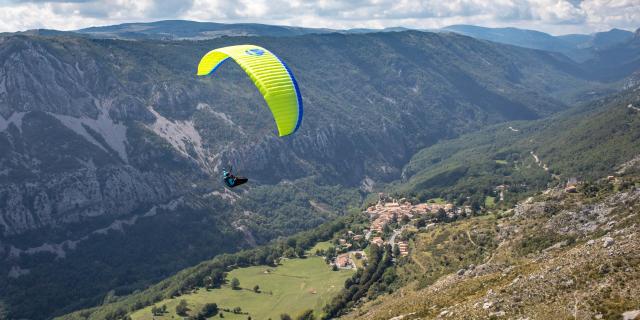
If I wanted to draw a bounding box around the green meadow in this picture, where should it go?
[131,256,353,320]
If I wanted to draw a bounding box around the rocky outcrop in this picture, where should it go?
[0,165,182,236]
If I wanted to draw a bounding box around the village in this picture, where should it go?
[328,193,469,270]
[328,175,593,270]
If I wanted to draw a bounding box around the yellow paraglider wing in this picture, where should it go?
[197,45,302,137]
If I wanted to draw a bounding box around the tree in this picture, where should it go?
[332,264,338,271]
[295,246,306,258]
[393,244,400,257]
[325,246,336,260]
[204,276,214,289]
[200,303,218,317]
[176,300,189,316]
[284,247,296,258]
[253,285,260,293]
[233,307,242,314]
[383,223,392,237]
[151,305,164,316]
[296,309,315,320]
[231,277,240,290]
[280,314,292,320]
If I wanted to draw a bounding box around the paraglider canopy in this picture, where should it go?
[197,44,303,137]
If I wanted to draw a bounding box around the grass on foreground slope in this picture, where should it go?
[131,256,354,320]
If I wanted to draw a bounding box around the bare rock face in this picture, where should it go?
[623,310,640,320]
[602,236,615,248]
[0,166,182,236]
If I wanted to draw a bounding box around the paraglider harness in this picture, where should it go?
[222,167,248,188]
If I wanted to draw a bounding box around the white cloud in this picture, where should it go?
[0,0,637,34]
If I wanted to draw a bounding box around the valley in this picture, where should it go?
[58,77,640,319]
[0,19,639,320]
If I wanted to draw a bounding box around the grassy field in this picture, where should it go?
[130,256,353,320]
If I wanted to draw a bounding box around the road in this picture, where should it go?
[388,225,408,247]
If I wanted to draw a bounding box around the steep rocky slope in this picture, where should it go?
[344,164,640,319]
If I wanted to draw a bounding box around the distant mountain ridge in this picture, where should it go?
[70,21,640,71]
[6,20,637,67]
[75,20,335,40]
[442,24,635,62]
[584,28,640,81]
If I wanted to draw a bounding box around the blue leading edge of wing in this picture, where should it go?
[281,61,303,134]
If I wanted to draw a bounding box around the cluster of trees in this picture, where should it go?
[278,309,315,320]
[173,300,223,319]
[230,278,240,290]
[219,306,245,316]
[323,244,394,318]
[150,304,167,316]
[175,300,189,316]
[103,309,131,320]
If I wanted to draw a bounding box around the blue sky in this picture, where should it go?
[0,0,638,35]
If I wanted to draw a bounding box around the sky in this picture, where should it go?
[0,0,638,35]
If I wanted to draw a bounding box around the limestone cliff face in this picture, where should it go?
[0,165,181,236]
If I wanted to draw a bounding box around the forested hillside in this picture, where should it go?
[396,87,640,208]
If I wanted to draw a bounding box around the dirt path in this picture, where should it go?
[530,151,549,171]
[466,230,479,248]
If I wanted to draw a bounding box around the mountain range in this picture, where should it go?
[0,20,639,319]
[12,20,637,64]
